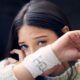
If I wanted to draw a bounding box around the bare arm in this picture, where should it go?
[1,31,80,80]
[13,63,34,80]
[13,31,80,80]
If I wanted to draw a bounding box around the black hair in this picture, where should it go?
[6,0,71,57]
[5,1,73,80]
[5,3,30,57]
[15,0,71,36]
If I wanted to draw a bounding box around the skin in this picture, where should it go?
[1,26,80,80]
[4,24,69,76]
[4,24,80,79]
[6,24,80,76]
[18,25,58,54]
[4,25,70,75]
[13,30,80,80]
[16,24,69,76]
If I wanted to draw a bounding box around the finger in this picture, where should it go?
[10,49,26,61]
[7,57,18,64]
[4,58,18,66]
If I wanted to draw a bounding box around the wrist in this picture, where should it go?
[51,42,64,62]
[22,45,61,78]
[13,63,34,80]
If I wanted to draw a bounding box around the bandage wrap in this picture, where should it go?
[23,45,61,78]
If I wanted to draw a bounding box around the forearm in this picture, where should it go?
[0,64,17,80]
[12,45,60,80]
[12,31,80,80]
[0,63,35,80]
[0,45,57,80]
[13,63,34,80]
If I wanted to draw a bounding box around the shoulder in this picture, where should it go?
[0,59,7,69]
[0,64,17,80]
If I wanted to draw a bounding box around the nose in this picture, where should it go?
[25,46,38,56]
[30,46,37,54]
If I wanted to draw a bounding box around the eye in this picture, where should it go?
[37,40,47,47]
[20,44,28,50]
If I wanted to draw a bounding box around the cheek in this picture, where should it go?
[24,45,39,56]
[48,36,58,44]
[24,49,32,56]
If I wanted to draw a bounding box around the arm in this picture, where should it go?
[0,45,59,80]
[13,63,34,80]
[1,31,80,80]
[13,31,80,80]
[0,63,34,80]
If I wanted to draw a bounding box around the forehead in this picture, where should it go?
[18,25,58,42]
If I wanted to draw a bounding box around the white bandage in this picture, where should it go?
[23,45,61,78]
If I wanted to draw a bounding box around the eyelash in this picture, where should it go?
[37,40,47,46]
[20,45,28,50]
[20,40,47,50]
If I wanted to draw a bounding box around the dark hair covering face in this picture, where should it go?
[6,0,70,58]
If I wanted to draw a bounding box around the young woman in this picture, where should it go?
[0,0,80,80]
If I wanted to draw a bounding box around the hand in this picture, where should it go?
[4,49,26,66]
[10,49,26,62]
[4,58,18,66]
[51,30,80,62]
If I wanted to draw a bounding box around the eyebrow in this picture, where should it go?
[19,35,48,45]
[33,35,48,39]
[18,42,25,45]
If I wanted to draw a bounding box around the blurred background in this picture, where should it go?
[0,0,80,60]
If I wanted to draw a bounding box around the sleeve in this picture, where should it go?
[45,66,77,80]
[0,59,7,69]
[73,61,80,80]
[73,73,80,80]
[0,64,18,80]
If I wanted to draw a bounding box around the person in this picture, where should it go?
[0,0,80,80]
[6,0,71,77]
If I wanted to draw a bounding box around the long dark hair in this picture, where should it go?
[5,0,73,80]
[5,0,70,57]
[5,3,30,57]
